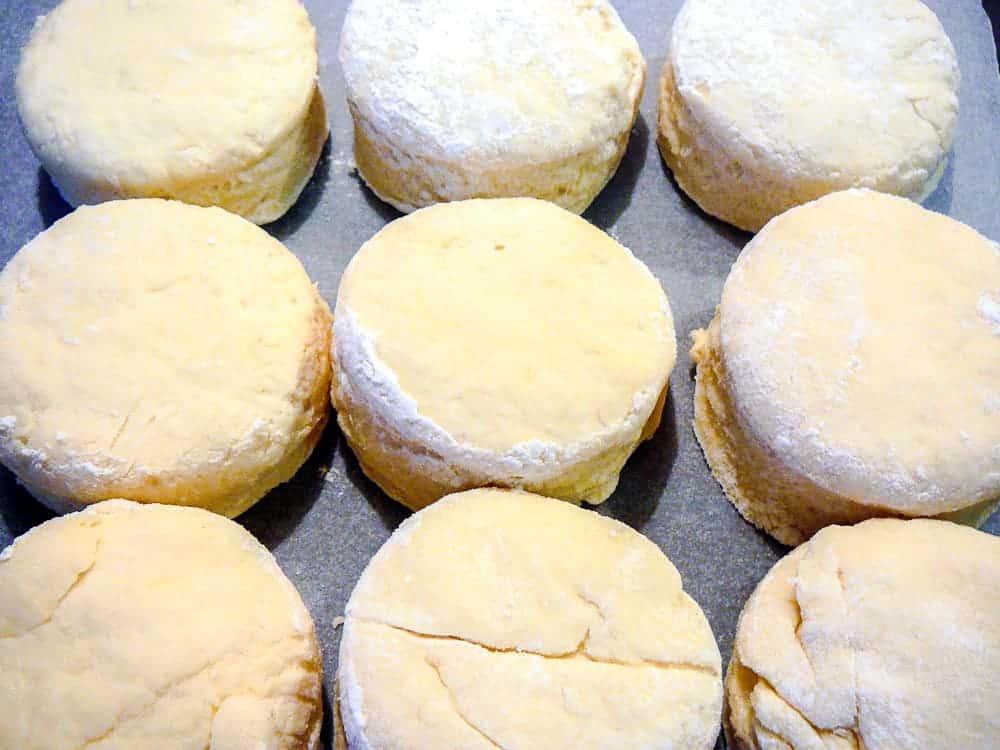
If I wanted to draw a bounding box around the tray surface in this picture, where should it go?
[1,2,998,747]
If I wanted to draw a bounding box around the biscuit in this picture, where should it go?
[339,488,722,750]
[339,0,645,214]
[0,499,322,749]
[725,518,1000,750]
[691,190,1000,545]
[658,0,959,232]
[16,0,327,224]
[0,199,331,517]
[330,198,676,510]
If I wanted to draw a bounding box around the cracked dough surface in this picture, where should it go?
[16,0,326,224]
[0,199,332,517]
[726,518,1000,750]
[338,488,722,749]
[0,499,323,750]
[338,0,644,213]
[691,189,1000,544]
[331,198,676,509]
[658,0,958,231]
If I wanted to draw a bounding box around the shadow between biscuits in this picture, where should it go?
[239,416,341,549]
[0,466,56,540]
[584,113,650,231]
[36,168,73,228]
[268,136,334,240]
[596,387,679,532]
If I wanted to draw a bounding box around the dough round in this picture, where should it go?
[338,0,645,214]
[725,518,1000,750]
[339,488,722,750]
[16,0,327,224]
[0,499,323,749]
[690,189,1000,545]
[657,0,959,232]
[330,198,676,510]
[0,199,332,517]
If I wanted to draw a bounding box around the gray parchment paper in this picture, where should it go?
[1,2,998,747]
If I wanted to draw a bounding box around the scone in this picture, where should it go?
[330,198,676,510]
[0,199,331,517]
[0,499,323,750]
[725,519,1000,750]
[339,488,722,750]
[16,0,327,224]
[338,0,644,214]
[658,0,959,232]
[691,189,1000,546]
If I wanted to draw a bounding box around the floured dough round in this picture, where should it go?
[0,499,323,749]
[339,488,722,750]
[725,518,1000,750]
[690,189,1000,545]
[657,0,959,232]
[0,199,332,517]
[338,0,645,214]
[330,198,676,510]
[16,0,327,224]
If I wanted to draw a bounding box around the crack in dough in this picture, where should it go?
[425,658,506,750]
[356,618,720,675]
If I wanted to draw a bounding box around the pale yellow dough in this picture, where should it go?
[330,198,676,509]
[725,519,1000,750]
[338,488,722,750]
[0,499,323,750]
[16,0,327,224]
[0,200,332,517]
[339,0,645,214]
[658,0,958,232]
[691,189,1000,545]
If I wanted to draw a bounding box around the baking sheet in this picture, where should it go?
[1,1,998,747]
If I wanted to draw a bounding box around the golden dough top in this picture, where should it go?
[341,488,721,749]
[733,518,1000,749]
[335,198,676,454]
[16,0,317,188]
[0,500,321,749]
[0,200,326,508]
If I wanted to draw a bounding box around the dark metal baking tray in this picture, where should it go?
[1,1,998,747]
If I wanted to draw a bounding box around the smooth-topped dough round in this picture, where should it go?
[725,519,1000,750]
[339,488,722,750]
[16,0,327,224]
[339,0,645,214]
[0,499,323,750]
[691,189,1000,545]
[0,199,332,517]
[330,198,676,510]
[658,0,959,232]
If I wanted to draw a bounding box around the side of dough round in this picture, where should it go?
[338,488,722,750]
[725,519,1000,750]
[16,0,327,224]
[658,0,958,231]
[339,0,645,214]
[330,198,676,510]
[691,189,1000,545]
[0,200,332,517]
[0,499,323,749]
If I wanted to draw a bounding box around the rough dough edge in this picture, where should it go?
[0,499,326,749]
[342,5,646,215]
[656,51,951,233]
[0,269,333,520]
[690,316,1000,546]
[33,83,328,226]
[331,306,671,511]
